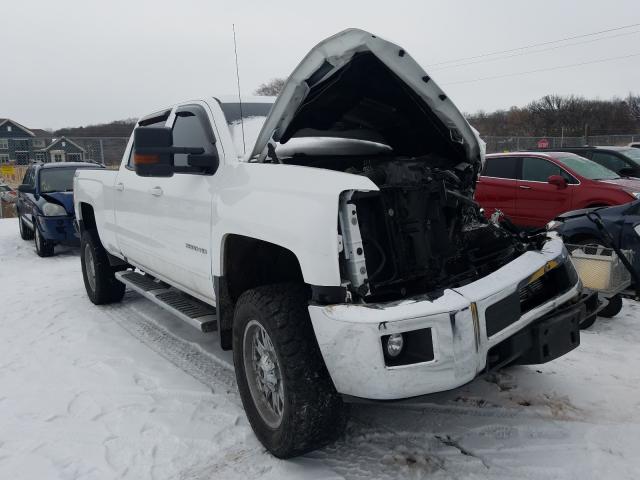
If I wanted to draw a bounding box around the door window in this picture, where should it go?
[591,152,628,173]
[171,105,216,173]
[521,157,564,182]
[22,167,35,187]
[483,157,518,179]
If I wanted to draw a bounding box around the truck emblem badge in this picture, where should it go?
[185,243,207,254]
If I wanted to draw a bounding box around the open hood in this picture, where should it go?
[250,28,482,168]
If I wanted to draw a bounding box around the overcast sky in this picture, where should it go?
[2,0,639,130]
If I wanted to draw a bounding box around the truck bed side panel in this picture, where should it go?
[74,170,119,255]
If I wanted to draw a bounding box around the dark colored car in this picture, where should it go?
[0,183,16,203]
[16,162,104,256]
[547,200,640,317]
[475,152,640,228]
[551,146,640,178]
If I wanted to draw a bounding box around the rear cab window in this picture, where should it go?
[482,156,518,180]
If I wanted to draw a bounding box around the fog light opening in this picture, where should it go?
[386,333,404,358]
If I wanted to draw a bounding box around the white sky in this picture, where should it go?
[2,0,639,130]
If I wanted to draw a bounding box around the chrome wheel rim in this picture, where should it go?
[84,244,97,292]
[243,320,284,428]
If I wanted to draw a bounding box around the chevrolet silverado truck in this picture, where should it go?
[74,29,591,458]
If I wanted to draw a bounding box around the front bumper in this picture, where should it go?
[309,237,583,400]
[36,215,79,245]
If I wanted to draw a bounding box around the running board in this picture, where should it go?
[115,271,217,333]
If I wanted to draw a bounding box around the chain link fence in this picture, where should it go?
[484,134,639,153]
[60,137,129,166]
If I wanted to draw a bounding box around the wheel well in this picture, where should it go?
[217,235,305,350]
[567,233,600,245]
[223,235,304,303]
[80,203,96,231]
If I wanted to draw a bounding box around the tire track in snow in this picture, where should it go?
[98,292,608,480]
[102,298,238,394]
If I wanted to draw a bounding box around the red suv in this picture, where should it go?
[475,152,640,228]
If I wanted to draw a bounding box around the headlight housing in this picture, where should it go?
[546,220,562,231]
[42,202,67,216]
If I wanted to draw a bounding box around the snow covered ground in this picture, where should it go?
[1,216,639,480]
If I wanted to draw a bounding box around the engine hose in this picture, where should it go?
[367,237,387,281]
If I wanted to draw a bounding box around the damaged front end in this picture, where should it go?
[338,159,540,302]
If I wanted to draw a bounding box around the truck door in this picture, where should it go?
[114,111,171,273]
[142,102,220,299]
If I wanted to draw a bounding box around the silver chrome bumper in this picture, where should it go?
[309,237,581,400]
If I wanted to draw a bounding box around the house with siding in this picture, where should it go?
[0,118,85,164]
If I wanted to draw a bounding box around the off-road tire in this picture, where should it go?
[233,283,348,458]
[598,294,623,318]
[19,215,34,240]
[34,224,55,257]
[80,229,126,305]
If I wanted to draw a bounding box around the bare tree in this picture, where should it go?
[254,78,286,96]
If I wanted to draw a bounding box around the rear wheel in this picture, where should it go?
[233,284,347,458]
[34,224,55,257]
[80,230,126,304]
[19,215,34,240]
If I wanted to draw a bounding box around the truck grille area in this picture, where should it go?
[519,261,577,314]
[485,260,577,338]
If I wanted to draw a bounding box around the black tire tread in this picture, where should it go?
[19,216,34,240]
[233,283,347,458]
[599,294,623,318]
[80,230,126,305]
[35,226,55,257]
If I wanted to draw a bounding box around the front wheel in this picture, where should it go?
[19,215,34,240]
[80,230,126,304]
[599,294,623,318]
[233,284,347,458]
[34,224,55,257]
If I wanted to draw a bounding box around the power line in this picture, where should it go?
[431,29,640,71]
[443,52,640,86]
[428,22,640,67]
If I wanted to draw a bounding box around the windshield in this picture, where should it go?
[220,102,274,158]
[621,148,640,163]
[556,155,619,180]
[39,168,82,193]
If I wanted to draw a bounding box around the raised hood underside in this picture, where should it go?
[250,29,482,170]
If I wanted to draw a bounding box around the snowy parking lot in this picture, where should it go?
[1,216,639,480]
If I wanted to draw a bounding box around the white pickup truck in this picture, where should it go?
[74,29,592,457]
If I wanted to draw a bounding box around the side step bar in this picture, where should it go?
[115,271,217,333]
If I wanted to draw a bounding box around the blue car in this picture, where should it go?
[548,200,640,318]
[16,162,104,257]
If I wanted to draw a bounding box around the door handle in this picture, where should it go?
[115,182,124,191]
[519,185,531,189]
[150,186,163,197]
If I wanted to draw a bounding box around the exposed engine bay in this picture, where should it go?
[284,151,547,302]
